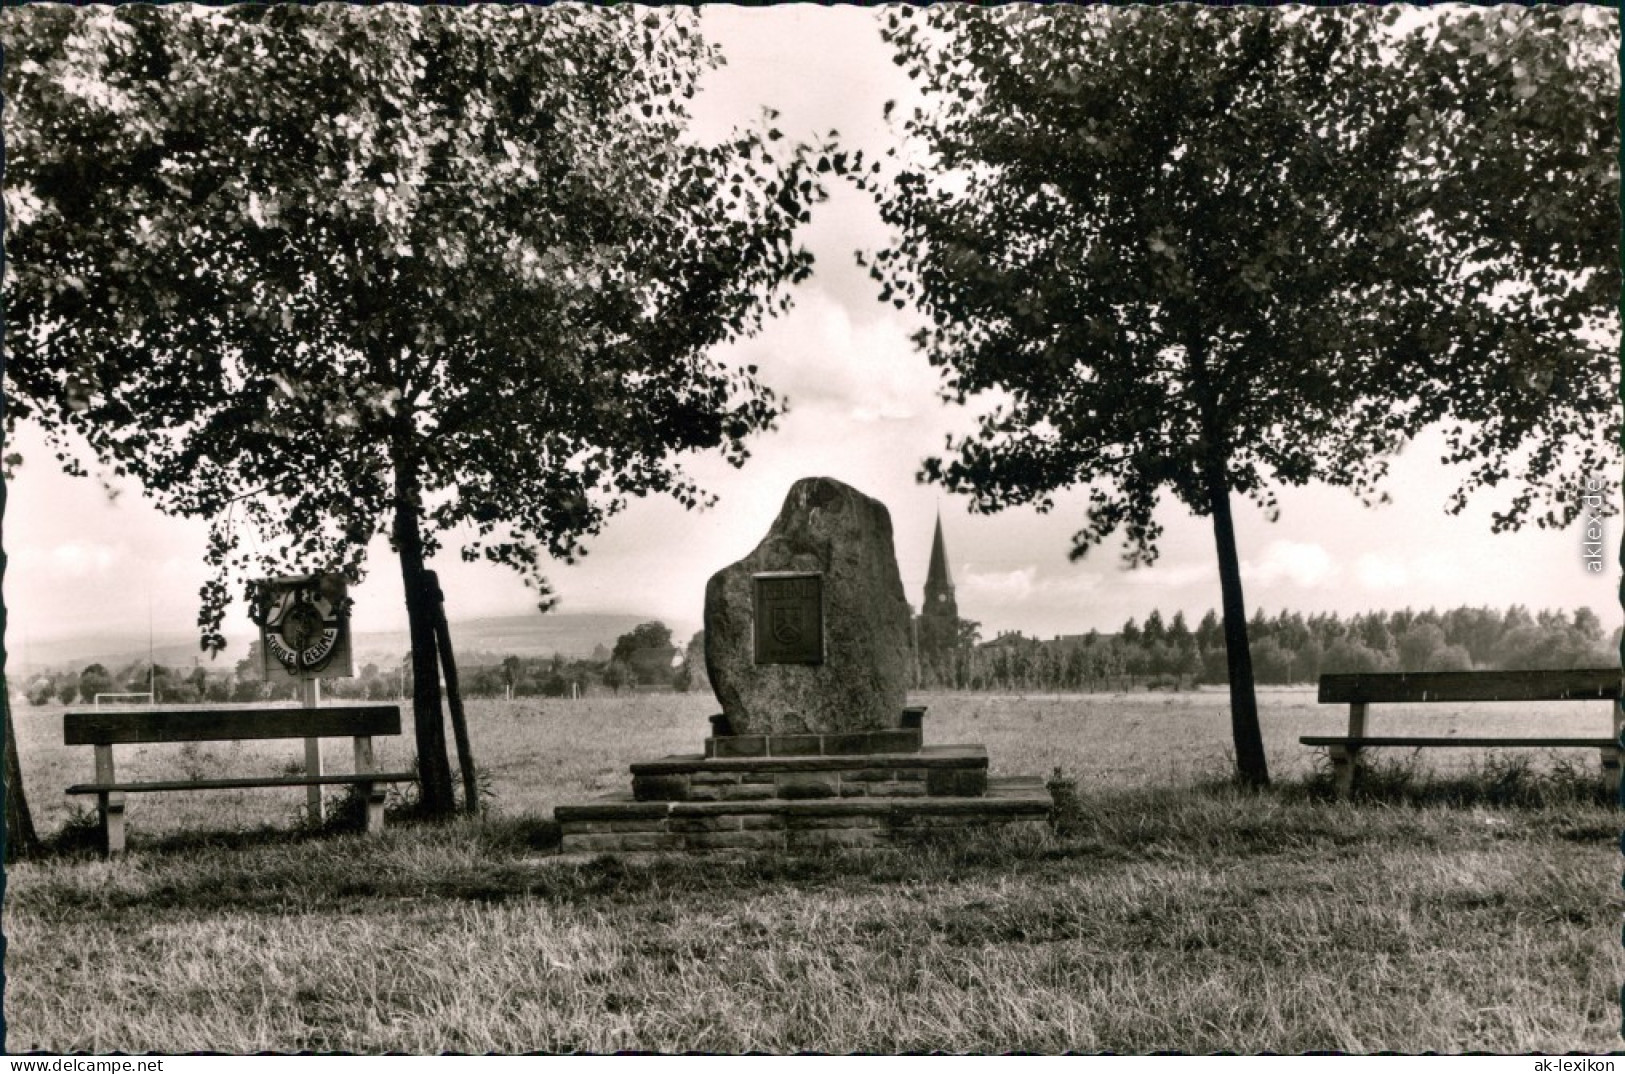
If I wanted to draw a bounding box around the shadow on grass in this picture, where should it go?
[1291,748,1615,809]
[31,783,564,864]
[19,757,1616,917]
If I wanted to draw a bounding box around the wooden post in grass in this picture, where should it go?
[302,676,323,822]
[426,571,478,814]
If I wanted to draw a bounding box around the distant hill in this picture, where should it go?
[14,630,242,676]
[349,613,686,668]
[18,612,695,675]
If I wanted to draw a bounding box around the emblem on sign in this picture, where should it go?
[771,606,803,645]
[753,573,823,665]
[251,573,354,680]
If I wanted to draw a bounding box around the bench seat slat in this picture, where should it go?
[64,705,401,745]
[66,771,420,795]
[1318,668,1620,705]
[1301,736,1614,749]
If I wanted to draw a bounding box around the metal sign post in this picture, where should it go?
[301,675,322,821]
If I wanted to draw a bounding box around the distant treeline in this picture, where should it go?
[23,622,708,705]
[23,606,1618,706]
[919,605,1618,692]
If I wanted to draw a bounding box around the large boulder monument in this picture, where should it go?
[704,476,912,736]
[553,477,1051,855]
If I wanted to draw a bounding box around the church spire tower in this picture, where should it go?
[920,509,959,656]
[925,510,955,607]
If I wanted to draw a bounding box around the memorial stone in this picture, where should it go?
[704,477,912,736]
[551,476,1055,856]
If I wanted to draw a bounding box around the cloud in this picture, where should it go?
[1356,553,1409,590]
[1118,562,1214,588]
[960,565,1040,603]
[718,286,943,429]
[1412,551,1467,586]
[1243,540,1338,588]
[13,540,125,579]
[960,565,1103,605]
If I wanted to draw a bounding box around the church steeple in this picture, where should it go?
[926,510,954,596]
[920,510,959,657]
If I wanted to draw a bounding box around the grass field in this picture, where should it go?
[6,689,1623,1052]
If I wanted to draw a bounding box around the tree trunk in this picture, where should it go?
[0,451,40,860]
[4,691,39,861]
[1203,462,1270,787]
[1186,332,1268,787]
[391,445,457,817]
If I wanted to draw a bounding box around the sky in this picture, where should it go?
[5,5,1620,668]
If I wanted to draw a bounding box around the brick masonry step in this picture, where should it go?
[630,745,988,803]
[633,744,987,776]
[554,810,1050,856]
[707,705,926,740]
[705,727,924,759]
[557,775,1050,826]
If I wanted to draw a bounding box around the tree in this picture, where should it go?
[861,5,1616,786]
[682,631,710,695]
[500,655,523,700]
[1195,611,1224,653]
[1250,640,1293,686]
[612,621,677,687]
[78,664,114,703]
[1167,611,1193,650]
[1323,639,1390,676]
[1425,644,1474,673]
[2,468,38,859]
[1290,638,1324,684]
[1396,623,1447,672]
[1141,610,1167,646]
[956,618,983,650]
[4,6,841,815]
[1573,607,1605,643]
[1395,10,1621,530]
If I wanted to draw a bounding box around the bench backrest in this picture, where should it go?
[1319,669,1620,705]
[65,705,402,746]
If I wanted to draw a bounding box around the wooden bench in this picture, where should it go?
[1301,669,1621,798]
[65,704,419,854]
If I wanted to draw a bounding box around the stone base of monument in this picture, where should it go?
[553,708,1052,856]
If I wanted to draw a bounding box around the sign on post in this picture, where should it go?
[251,572,355,824]
[252,573,356,682]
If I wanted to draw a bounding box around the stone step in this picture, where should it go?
[629,744,990,802]
[555,776,1052,856]
[560,774,1044,822]
[633,743,987,775]
[704,726,924,759]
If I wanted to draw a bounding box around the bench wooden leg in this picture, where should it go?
[1602,745,1621,801]
[1329,745,1359,799]
[354,736,385,835]
[93,744,126,855]
[99,791,126,856]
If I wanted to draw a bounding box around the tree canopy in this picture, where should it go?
[860,5,1618,785]
[611,620,678,686]
[4,5,838,812]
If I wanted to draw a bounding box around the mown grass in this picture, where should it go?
[16,687,1617,833]
[7,691,1623,1052]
